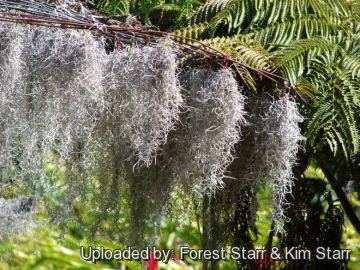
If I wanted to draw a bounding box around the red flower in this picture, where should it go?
[172,254,179,261]
[147,252,159,270]
[257,257,265,269]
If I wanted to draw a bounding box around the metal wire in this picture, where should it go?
[0,0,95,22]
[0,0,288,86]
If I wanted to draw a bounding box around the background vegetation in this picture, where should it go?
[1,0,360,269]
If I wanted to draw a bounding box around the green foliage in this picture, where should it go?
[198,37,272,90]
[95,0,205,26]
[2,1,360,269]
[304,52,360,158]
[179,0,360,169]
[259,17,348,50]
[173,23,210,41]
[273,37,340,85]
[292,77,319,104]
[96,0,134,15]
[0,225,136,270]
[189,0,230,26]
[172,1,360,267]
[189,0,352,36]
[174,0,205,26]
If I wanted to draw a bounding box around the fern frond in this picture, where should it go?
[171,32,277,90]
[209,0,251,35]
[191,0,353,38]
[200,36,274,71]
[328,0,351,17]
[309,0,351,19]
[332,87,360,155]
[341,37,360,80]
[297,35,360,157]
[254,17,347,49]
[334,66,360,105]
[306,102,351,157]
[306,101,333,144]
[325,128,339,156]
[232,64,256,90]
[172,23,210,43]
[293,77,319,104]
[306,77,360,158]
[97,0,132,15]
[333,118,355,159]
[342,56,360,80]
[189,0,231,25]
[274,37,339,85]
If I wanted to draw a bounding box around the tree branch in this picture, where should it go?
[315,154,360,234]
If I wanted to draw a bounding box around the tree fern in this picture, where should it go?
[201,36,273,71]
[274,37,340,85]
[309,45,359,156]
[341,34,360,80]
[256,17,347,49]
[305,72,360,158]
[189,0,230,25]
[293,77,319,104]
[95,0,205,26]
[189,0,353,37]
[172,23,210,42]
[2,0,360,266]
[177,0,360,243]
[209,0,251,34]
[178,0,360,158]
[180,36,276,90]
